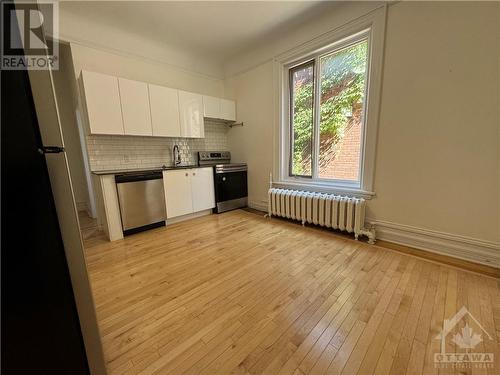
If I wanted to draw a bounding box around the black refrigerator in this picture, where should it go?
[1,60,90,373]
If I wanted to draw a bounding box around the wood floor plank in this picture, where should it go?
[422,267,449,375]
[405,263,440,375]
[273,249,391,375]
[299,254,398,375]
[254,248,384,374]
[355,258,417,375]
[440,269,458,375]
[372,261,424,375]
[340,256,410,375]
[214,245,375,374]
[81,210,500,375]
[466,273,488,375]
[388,262,432,375]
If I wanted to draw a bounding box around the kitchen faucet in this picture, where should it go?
[173,145,181,166]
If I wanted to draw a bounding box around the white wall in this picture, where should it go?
[225,2,500,245]
[70,43,225,99]
[59,6,224,78]
[60,6,227,129]
[369,2,500,243]
[57,4,227,119]
[225,62,274,209]
[223,2,383,77]
[52,43,90,211]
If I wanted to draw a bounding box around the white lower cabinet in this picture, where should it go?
[163,167,214,219]
[190,167,215,212]
[163,169,193,218]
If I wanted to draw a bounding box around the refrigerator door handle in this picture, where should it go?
[38,146,65,154]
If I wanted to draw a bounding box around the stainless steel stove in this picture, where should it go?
[198,151,248,213]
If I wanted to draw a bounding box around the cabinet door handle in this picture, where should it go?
[185,173,188,177]
[193,172,196,176]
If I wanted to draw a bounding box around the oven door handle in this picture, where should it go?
[215,167,248,173]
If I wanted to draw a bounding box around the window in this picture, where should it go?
[288,33,369,187]
[276,9,386,197]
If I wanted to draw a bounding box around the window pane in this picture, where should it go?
[290,62,314,177]
[318,40,368,181]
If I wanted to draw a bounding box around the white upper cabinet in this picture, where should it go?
[148,84,180,137]
[203,95,221,119]
[220,99,236,122]
[178,90,204,138]
[81,71,124,135]
[118,78,153,136]
[203,96,236,122]
[80,70,236,138]
[191,168,215,212]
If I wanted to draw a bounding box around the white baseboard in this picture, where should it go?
[248,200,268,212]
[76,202,92,217]
[166,209,212,225]
[367,218,500,269]
[76,201,88,212]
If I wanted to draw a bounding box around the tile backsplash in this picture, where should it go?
[87,120,228,171]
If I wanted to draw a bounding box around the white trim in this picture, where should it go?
[75,108,97,219]
[272,181,374,199]
[368,218,500,269]
[57,33,224,81]
[99,174,124,242]
[273,6,387,194]
[166,209,212,225]
[248,200,268,212]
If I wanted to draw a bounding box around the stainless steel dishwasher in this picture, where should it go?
[115,171,166,235]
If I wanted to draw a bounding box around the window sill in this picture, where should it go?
[273,180,375,199]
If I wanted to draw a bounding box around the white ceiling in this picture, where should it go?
[59,1,338,63]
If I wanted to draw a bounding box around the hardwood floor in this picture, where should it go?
[84,210,500,374]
